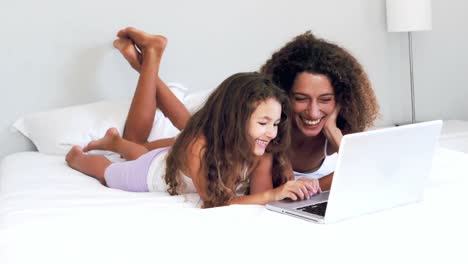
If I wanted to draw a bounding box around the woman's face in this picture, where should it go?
[290,72,336,137]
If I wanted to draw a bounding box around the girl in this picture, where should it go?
[66,27,320,208]
[252,31,380,193]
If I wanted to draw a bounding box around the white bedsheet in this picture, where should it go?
[1,148,467,264]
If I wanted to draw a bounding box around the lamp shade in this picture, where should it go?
[386,0,432,32]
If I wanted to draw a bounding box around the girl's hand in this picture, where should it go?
[296,178,321,195]
[272,179,321,201]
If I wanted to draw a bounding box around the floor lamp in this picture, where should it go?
[386,0,432,124]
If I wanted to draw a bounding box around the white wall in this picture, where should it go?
[412,0,468,121]
[388,0,468,123]
[0,0,465,158]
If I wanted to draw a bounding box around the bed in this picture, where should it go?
[1,147,467,263]
[1,90,468,263]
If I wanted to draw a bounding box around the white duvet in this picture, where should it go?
[1,148,468,264]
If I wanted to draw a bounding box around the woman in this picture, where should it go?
[251,31,379,194]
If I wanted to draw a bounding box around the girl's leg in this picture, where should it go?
[119,33,161,145]
[83,128,149,160]
[114,27,190,145]
[154,77,190,131]
[65,146,111,185]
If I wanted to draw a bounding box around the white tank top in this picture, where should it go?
[146,148,249,194]
[293,139,338,179]
[146,148,196,193]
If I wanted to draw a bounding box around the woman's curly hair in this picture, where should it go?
[260,31,379,133]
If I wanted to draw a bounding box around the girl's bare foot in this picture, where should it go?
[113,38,142,72]
[83,128,121,153]
[65,146,110,186]
[65,145,85,169]
[116,27,167,56]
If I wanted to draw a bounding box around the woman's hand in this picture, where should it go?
[323,104,341,137]
[271,179,321,201]
[322,105,343,152]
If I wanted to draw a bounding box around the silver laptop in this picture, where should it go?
[266,120,443,223]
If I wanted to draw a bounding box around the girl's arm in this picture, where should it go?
[229,179,320,205]
[186,138,319,206]
[244,154,320,205]
[184,136,210,202]
[249,154,275,194]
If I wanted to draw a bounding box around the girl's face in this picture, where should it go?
[248,97,282,156]
[291,72,336,137]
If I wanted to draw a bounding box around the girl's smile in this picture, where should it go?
[248,97,282,156]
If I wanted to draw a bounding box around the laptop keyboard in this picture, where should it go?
[297,202,328,216]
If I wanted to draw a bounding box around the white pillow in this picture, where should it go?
[12,83,206,155]
[183,88,213,113]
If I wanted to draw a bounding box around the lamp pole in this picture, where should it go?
[386,0,432,125]
[408,32,416,124]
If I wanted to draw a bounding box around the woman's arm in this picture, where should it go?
[321,106,341,189]
[319,173,334,191]
[323,126,343,154]
[322,105,343,153]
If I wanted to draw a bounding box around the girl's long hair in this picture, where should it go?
[165,72,291,208]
